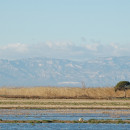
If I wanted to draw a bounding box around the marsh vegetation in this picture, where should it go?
[0,87,130,99]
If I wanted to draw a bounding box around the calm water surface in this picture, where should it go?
[0,123,130,130]
[0,109,130,121]
[0,109,129,130]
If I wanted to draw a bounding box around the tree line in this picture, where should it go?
[114,81,130,98]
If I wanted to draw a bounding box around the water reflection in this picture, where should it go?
[0,109,129,121]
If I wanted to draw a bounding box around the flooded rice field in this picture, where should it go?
[0,109,130,129]
[0,109,130,121]
[0,123,130,130]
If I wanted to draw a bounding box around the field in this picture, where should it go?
[0,87,130,109]
[0,86,130,99]
[0,87,130,129]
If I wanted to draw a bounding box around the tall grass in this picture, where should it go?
[0,87,130,99]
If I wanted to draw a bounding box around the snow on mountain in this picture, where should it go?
[0,56,130,87]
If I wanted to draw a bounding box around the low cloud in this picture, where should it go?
[84,43,99,51]
[0,42,130,60]
[0,43,29,59]
[1,43,28,53]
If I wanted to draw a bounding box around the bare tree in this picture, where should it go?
[81,81,86,89]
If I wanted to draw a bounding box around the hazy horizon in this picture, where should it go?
[0,0,130,60]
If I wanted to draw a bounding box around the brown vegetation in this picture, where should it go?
[0,87,130,99]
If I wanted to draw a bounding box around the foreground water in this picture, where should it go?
[0,109,130,130]
[0,123,130,130]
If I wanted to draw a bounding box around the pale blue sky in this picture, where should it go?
[0,0,130,60]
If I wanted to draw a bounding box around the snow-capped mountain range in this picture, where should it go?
[0,56,130,87]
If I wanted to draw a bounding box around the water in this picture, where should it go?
[0,123,130,130]
[0,109,129,121]
[0,109,130,130]
[0,113,130,121]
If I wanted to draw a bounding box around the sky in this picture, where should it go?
[0,0,130,60]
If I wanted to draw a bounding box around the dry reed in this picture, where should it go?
[0,87,130,99]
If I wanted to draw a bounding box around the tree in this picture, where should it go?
[114,81,130,98]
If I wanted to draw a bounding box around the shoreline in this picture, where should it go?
[0,119,130,124]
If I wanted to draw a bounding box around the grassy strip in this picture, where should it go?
[0,106,130,109]
[87,119,130,124]
[0,101,129,106]
[0,98,129,109]
[0,119,130,124]
[0,105,130,109]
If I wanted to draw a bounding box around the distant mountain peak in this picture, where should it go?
[0,56,130,87]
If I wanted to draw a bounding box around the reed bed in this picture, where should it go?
[0,87,130,99]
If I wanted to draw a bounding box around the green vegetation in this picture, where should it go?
[0,100,129,109]
[0,119,130,124]
[114,81,130,98]
[0,101,129,106]
[87,119,128,124]
[0,98,129,109]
